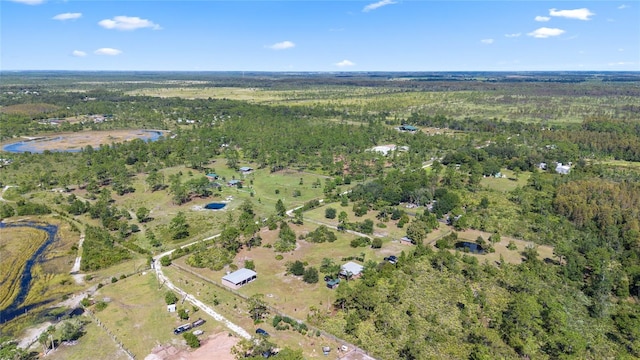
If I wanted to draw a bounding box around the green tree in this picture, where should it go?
[183,332,200,348]
[303,267,319,284]
[247,294,269,323]
[136,206,150,222]
[288,260,305,276]
[170,211,189,240]
[275,199,286,217]
[165,291,178,305]
[178,308,189,320]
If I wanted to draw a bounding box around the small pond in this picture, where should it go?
[204,203,226,210]
[455,241,485,254]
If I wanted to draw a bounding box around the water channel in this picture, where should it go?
[0,222,59,324]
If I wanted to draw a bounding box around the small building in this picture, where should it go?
[340,262,364,279]
[326,278,340,289]
[206,173,219,181]
[555,162,571,175]
[400,236,414,245]
[227,179,242,187]
[167,304,176,312]
[222,268,257,289]
[239,166,253,173]
[399,125,419,132]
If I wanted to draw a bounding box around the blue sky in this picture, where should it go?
[2,0,638,71]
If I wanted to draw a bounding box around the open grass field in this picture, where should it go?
[441,228,555,265]
[0,103,60,116]
[88,270,228,358]
[0,226,48,311]
[126,85,640,124]
[480,168,531,192]
[47,320,130,360]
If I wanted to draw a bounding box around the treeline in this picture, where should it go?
[323,242,639,359]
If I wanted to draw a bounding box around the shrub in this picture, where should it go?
[111,277,118,283]
[325,207,337,219]
[178,308,189,320]
[507,241,517,250]
[95,301,108,311]
[350,237,371,248]
[288,261,305,276]
[165,291,178,305]
[244,260,255,270]
[184,332,200,348]
[303,267,319,284]
[371,238,383,249]
[275,254,283,261]
[160,255,172,266]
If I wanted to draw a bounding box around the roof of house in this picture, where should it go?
[239,166,253,172]
[227,179,242,185]
[340,261,364,276]
[206,173,218,178]
[222,268,257,284]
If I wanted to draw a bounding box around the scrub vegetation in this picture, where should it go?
[1,71,640,359]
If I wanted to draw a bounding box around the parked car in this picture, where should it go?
[193,330,204,336]
[192,318,205,327]
[384,255,398,264]
[173,323,191,335]
[255,328,269,337]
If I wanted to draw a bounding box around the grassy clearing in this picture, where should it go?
[90,271,212,358]
[0,103,60,115]
[480,169,530,192]
[0,227,48,311]
[125,86,640,124]
[442,228,555,265]
[47,320,130,360]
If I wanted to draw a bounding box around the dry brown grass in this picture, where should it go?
[0,227,48,310]
[0,103,59,115]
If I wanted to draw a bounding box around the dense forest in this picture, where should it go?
[1,72,639,359]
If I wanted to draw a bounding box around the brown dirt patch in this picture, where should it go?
[3,130,168,153]
[145,332,239,360]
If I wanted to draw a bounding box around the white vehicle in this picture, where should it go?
[193,330,204,336]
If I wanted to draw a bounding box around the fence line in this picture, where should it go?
[170,263,376,359]
[84,308,135,360]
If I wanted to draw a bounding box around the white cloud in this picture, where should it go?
[527,27,565,38]
[481,39,494,44]
[619,48,625,52]
[618,4,629,9]
[608,61,635,66]
[94,48,122,56]
[267,41,295,50]
[9,0,45,5]
[72,50,87,57]
[335,60,355,67]
[535,16,550,22]
[549,8,595,20]
[53,12,82,21]
[505,33,521,38]
[363,0,397,12]
[98,16,161,31]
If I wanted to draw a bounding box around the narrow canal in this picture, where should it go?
[0,222,58,324]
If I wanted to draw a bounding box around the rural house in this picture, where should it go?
[340,262,364,279]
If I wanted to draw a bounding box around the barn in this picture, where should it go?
[222,268,257,289]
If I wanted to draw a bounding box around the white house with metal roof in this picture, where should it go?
[340,261,364,279]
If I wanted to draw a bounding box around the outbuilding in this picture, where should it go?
[399,125,419,132]
[222,268,257,289]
